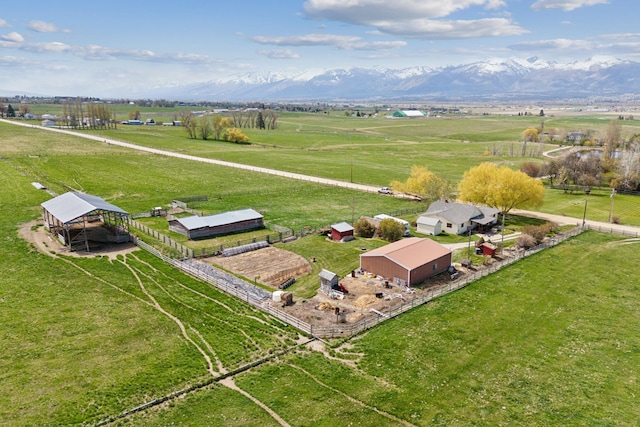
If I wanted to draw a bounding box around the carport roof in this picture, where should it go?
[41,192,128,224]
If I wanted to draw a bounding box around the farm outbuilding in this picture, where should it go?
[416,216,442,236]
[41,192,130,252]
[319,269,339,295]
[360,237,451,287]
[331,222,354,242]
[168,208,263,240]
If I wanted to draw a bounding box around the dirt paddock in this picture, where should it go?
[205,246,312,288]
[19,220,138,260]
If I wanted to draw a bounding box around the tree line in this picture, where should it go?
[179,109,278,143]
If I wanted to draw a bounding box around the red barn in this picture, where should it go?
[331,222,354,242]
[360,237,451,287]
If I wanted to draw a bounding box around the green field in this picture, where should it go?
[1,111,640,425]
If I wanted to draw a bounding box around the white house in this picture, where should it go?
[420,200,499,235]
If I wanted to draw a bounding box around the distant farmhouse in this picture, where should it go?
[169,208,263,240]
[418,200,499,235]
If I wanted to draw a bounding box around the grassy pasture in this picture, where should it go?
[1,111,640,425]
[113,231,640,425]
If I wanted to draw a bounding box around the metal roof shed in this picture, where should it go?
[169,208,264,239]
[41,192,130,252]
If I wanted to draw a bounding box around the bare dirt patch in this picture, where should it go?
[18,220,138,260]
[205,246,312,288]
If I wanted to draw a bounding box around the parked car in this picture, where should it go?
[378,187,393,194]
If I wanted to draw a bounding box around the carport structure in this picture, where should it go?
[41,192,130,252]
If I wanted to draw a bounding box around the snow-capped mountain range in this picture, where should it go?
[154,56,640,101]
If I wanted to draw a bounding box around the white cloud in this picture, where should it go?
[252,34,361,47]
[346,41,407,50]
[259,49,300,59]
[531,0,609,11]
[0,19,9,28]
[304,0,506,22]
[252,33,407,51]
[509,38,593,51]
[28,20,71,33]
[21,41,72,53]
[303,0,523,40]
[380,18,527,39]
[1,32,23,43]
[0,55,33,66]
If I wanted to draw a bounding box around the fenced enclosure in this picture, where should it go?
[131,226,587,338]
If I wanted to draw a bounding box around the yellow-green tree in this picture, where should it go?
[522,127,539,142]
[458,163,544,214]
[390,165,451,203]
[212,114,233,140]
[224,127,250,143]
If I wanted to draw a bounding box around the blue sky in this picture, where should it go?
[0,0,636,97]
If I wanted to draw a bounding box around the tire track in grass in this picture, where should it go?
[130,253,292,337]
[287,362,418,427]
[118,259,218,377]
[219,377,292,427]
[127,261,263,355]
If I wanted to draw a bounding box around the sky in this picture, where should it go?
[0,0,637,98]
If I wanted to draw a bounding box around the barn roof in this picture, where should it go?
[41,192,128,224]
[361,237,451,270]
[331,221,354,233]
[176,208,262,231]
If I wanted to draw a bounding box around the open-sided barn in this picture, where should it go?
[169,208,263,240]
[41,192,130,252]
[360,237,451,287]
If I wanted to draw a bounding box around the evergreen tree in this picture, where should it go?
[6,104,15,117]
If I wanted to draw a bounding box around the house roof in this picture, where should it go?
[361,237,451,270]
[424,201,499,225]
[417,216,441,226]
[331,221,354,233]
[319,269,338,281]
[176,208,262,231]
[41,192,128,224]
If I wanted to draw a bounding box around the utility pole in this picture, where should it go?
[501,212,505,253]
[582,199,588,228]
[609,189,616,223]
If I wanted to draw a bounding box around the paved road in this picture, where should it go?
[3,119,639,236]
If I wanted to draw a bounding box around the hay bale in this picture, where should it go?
[354,294,377,308]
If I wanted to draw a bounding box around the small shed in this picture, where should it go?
[477,242,497,257]
[319,269,339,295]
[417,215,442,236]
[331,222,354,242]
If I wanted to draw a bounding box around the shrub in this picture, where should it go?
[517,234,537,249]
[354,218,375,238]
[520,162,541,178]
[522,225,546,243]
[378,218,404,242]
